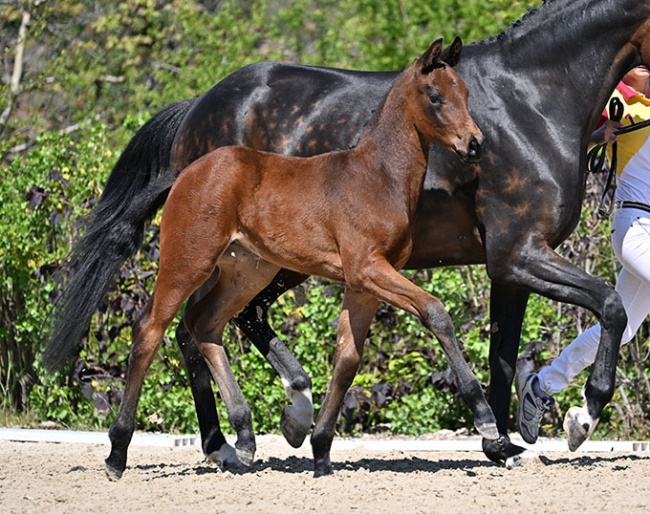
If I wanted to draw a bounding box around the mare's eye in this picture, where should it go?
[428,94,442,104]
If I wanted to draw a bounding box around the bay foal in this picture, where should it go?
[104,37,487,479]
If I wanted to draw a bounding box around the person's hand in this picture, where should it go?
[591,119,622,145]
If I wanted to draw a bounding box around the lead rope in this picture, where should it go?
[587,96,650,218]
[587,97,623,218]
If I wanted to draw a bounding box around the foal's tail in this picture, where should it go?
[42,99,194,371]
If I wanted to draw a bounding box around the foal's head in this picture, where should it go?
[405,37,483,163]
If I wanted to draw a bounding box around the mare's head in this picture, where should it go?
[406,37,483,163]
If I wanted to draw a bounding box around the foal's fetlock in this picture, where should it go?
[105,424,131,480]
[105,444,128,481]
[311,429,334,477]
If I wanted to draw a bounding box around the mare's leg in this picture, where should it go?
[352,260,499,440]
[311,288,380,477]
[233,268,314,447]
[482,282,537,468]
[488,242,626,451]
[183,248,283,466]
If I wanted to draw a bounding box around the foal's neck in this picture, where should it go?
[356,71,430,184]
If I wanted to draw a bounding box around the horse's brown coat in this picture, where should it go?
[104,38,486,479]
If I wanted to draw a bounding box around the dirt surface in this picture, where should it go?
[1,433,649,513]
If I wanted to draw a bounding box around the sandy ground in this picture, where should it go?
[1,433,649,514]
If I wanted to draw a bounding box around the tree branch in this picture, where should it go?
[0,8,31,137]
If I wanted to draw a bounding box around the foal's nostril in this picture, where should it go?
[467,137,482,160]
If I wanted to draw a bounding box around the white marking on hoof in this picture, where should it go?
[281,378,314,430]
[505,449,539,469]
[236,447,255,467]
[206,442,239,470]
[476,422,499,440]
[563,406,598,451]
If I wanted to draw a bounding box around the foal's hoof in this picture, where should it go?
[476,422,499,440]
[235,447,256,467]
[104,461,124,482]
[563,406,598,451]
[280,407,311,448]
[206,442,240,470]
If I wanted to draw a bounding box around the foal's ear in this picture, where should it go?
[417,38,443,74]
[441,36,463,68]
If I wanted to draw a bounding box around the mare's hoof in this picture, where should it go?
[313,453,333,478]
[280,407,311,448]
[505,449,539,469]
[476,422,499,440]
[563,406,598,451]
[104,461,124,481]
[313,464,333,478]
[235,447,255,467]
[206,442,240,470]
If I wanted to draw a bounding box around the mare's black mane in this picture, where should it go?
[477,0,555,46]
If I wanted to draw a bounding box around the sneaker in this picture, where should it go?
[515,372,555,444]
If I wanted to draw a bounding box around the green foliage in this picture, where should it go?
[7,0,647,446]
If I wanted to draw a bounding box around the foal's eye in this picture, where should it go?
[428,94,442,105]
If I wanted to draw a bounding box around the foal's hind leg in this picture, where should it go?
[311,288,380,477]
[176,319,239,469]
[105,268,215,479]
[350,260,499,440]
[183,249,283,467]
[175,270,241,469]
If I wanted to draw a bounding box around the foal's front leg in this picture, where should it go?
[311,289,380,477]
[353,260,499,441]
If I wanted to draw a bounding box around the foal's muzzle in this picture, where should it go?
[465,136,483,162]
[454,135,482,164]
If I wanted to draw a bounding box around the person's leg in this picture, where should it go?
[517,209,650,443]
[536,265,650,395]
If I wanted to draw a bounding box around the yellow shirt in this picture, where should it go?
[604,82,650,173]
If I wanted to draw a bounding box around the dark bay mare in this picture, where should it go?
[91,39,484,479]
[44,0,650,471]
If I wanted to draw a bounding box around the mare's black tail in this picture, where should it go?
[42,99,194,371]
